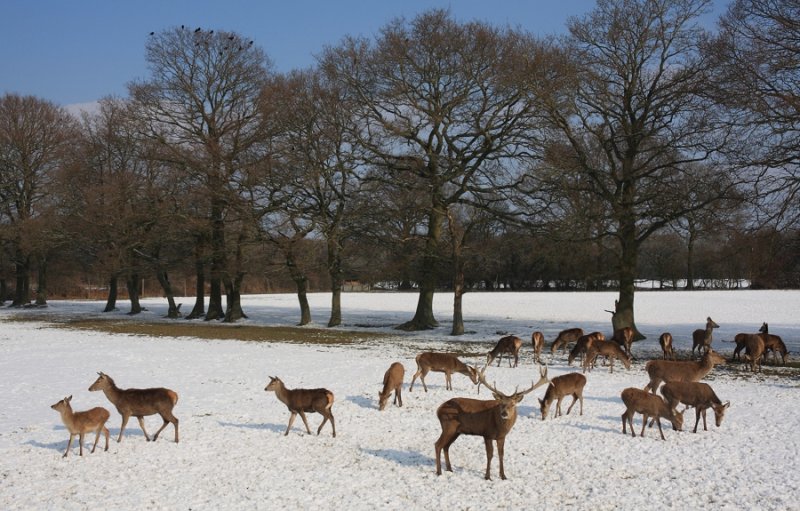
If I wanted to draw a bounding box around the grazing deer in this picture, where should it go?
[659,332,675,360]
[610,327,634,358]
[409,352,479,392]
[538,372,586,420]
[567,332,604,367]
[620,387,684,441]
[88,372,179,443]
[50,396,110,457]
[378,362,404,411]
[435,365,549,480]
[550,327,585,355]
[487,335,523,368]
[265,376,336,437]
[660,381,730,433]
[643,350,726,393]
[691,317,719,357]
[733,323,768,361]
[583,340,631,374]
[742,334,766,372]
[531,331,544,364]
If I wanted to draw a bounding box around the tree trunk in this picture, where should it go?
[11,253,31,307]
[126,273,142,315]
[104,275,119,312]
[327,235,343,327]
[685,223,697,290]
[224,273,247,322]
[397,203,443,331]
[286,250,311,326]
[205,199,226,321]
[35,257,48,306]
[156,270,181,318]
[613,232,645,341]
[451,261,465,336]
[0,278,7,304]
[187,242,206,319]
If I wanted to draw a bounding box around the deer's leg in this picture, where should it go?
[656,418,666,440]
[297,410,312,434]
[395,387,402,407]
[483,437,494,480]
[566,394,578,415]
[701,408,708,431]
[497,438,506,480]
[285,411,298,435]
[118,413,131,442]
[102,427,109,451]
[555,396,563,417]
[444,372,451,391]
[63,434,74,457]
[79,433,85,456]
[409,367,421,392]
[91,426,102,453]
[153,410,179,442]
[136,416,151,441]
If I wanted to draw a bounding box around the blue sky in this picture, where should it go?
[1,1,727,109]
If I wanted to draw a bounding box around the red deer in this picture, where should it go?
[660,381,730,433]
[550,327,585,355]
[610,327,634,358]
[620,387,684,441]
[583,340,631,373]
[409,352,479,392]
[378,362,404,411]
[643,350,726,393]
[691,317,719,357]
[538,372,586,420]
[531,331,544,364]
[50,396,110,457]
[733,323,768,361]
[435,365,549,480]
[659,332,675,360]
[567,332,604,367]
[487,335,523,368]
[265,376,336,437]
[742,334,766,372]
[89,372,179,443]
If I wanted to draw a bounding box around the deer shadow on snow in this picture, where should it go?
[27,424,147,452]
[217,421,287,434]
[361,447,435,468]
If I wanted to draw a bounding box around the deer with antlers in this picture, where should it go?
[434,364,549,480]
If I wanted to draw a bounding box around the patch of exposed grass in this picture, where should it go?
[53,318,399,345]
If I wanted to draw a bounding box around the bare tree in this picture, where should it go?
[130,27,271,322]
[0,94,75,307]
[534,0,739,338]
[705,0,800,228]
[322,10,547,330]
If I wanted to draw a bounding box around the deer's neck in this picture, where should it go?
[101,382,123,404]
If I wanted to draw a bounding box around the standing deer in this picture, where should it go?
[531,331,544,364]
[567,332,604,367]
[610,327,634,358]
[620,387,684,441]
[538,372,586,420]
[659,332,675,360]
[265,376,336,437]
[435,365,549,480]
[88,372,179,443]
[733,323,768,361]
[550,327,585,355]
[660,381,730,433]
[742,334,766,372]
[643,350,726,393]
[50,396,110,457]
[583,340,631,374]
[691,317,719,357]
[487,335,523,368]
[409,352,479,392]
[378,362,404,411]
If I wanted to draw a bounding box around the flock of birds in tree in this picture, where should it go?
[50,318,788,480]
[148,26,254,55]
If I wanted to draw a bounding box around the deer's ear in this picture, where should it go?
[514,394,525,404]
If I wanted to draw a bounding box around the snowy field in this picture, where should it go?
[0,290,798,510]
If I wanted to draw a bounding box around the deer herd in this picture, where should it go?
[50,318,788,482]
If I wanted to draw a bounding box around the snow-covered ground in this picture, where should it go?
[0,290,797,510]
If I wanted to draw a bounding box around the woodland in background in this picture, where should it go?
[1,0,798,333]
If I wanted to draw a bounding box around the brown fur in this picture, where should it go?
[89,372,179,443]
[538,372,586,420]
[531,331,545,364]
[660,381,730,433]
[378,362,405,411]
[487,335,523,368]
[583,340,631,373]
[50,396,110,457]
[643,350,726,393]
[550,327,585,355]
[691,317,719,357]
[409,352,478,392]
[620,387,683,441]
[659,332,675,360]
[265,376,336,437]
